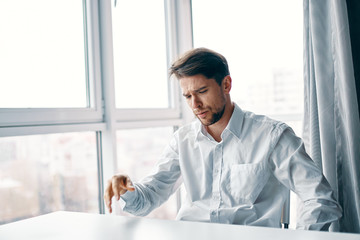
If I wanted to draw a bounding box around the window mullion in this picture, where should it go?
[97,0,118,207]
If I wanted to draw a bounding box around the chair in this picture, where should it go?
[281,190,290,229]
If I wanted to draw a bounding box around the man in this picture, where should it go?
[104,48,342,230]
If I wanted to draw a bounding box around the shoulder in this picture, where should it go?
[239,109,292,149]
[166,120,199,150]
[242,109,288,133]
[174,120,199,140]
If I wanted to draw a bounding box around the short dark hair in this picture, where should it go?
[169,48,230,86]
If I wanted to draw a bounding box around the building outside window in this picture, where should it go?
[0,0,184,224]
[0,132,99,224]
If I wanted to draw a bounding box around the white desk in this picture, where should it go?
[0,211,359,240]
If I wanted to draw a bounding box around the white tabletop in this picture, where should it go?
[0,211,359,240]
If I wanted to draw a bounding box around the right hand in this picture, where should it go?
[104,174,135,213]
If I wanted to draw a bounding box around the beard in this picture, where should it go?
[196,103,226,126]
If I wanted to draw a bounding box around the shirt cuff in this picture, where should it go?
[120,187,137,208]
[121,189,136,200]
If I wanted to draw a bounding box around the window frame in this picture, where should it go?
[113,0,192,124]
[0,0,103,131]
[0,0,194,218]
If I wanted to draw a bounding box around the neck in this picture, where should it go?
[205,101,234,142]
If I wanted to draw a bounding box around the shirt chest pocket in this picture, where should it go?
[229,162,270,204]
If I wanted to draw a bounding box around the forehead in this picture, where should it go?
[179,74,217,93]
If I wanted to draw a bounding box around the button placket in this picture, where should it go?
[210,143,223,222]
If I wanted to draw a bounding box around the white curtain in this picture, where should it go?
[303,0,360,233]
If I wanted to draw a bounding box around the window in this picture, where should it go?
[106,1,187,220]
[112,0,169,109]
[0,0,186,225]
[0,0,104,224]
[2,0,304,226]
[115,127,178,219]
[192,0,303,228]
[0,132,99,224]
[0,0,87,108]
[0,0,103,127]
[192,0,303,131]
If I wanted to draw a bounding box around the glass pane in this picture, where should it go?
[116,127,177,219]
[0,0,87,108]
[192,0,303,117]
[112,0,169,109]
[0,132,99,225]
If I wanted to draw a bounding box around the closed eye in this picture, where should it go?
[196,86,208,94]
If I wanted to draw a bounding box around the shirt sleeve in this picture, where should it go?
[121,136,182,217]
[269,125,342,230]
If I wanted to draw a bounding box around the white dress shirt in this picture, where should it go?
[121,103,342,230]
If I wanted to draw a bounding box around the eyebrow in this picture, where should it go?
[182,86,208,97]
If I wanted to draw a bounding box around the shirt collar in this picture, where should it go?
[224,103,244,140]
[195,102,244,141]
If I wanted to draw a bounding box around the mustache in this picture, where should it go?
[193,108,208,115]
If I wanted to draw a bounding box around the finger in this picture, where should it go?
[126,177,135,191]
[104,181,114,212]
[109,201,112,213]
[104,192,112,213]
[126,181,135,192]
[107,197,113,213]
[112,177,121,200]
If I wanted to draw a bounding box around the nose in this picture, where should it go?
[191,95,202,109]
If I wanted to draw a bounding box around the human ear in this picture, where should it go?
[222,75,232,94]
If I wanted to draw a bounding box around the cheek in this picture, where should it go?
[203,98,217,110]
[186,99,192,107]
[209,93,225,110]
[205,92,219,104]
